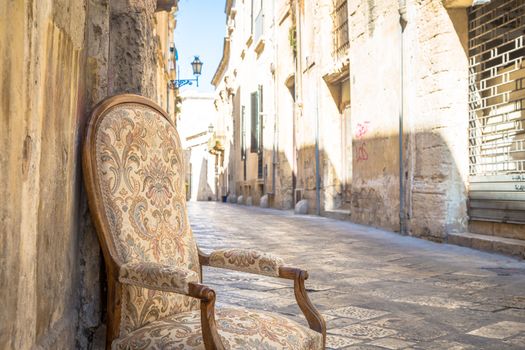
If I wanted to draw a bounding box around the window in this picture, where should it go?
[252,0,263,40]
[250,91,260,153]
[332,0,349,59]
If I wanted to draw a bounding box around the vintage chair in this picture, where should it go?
[82,94,326,349]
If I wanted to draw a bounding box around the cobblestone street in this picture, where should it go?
[189,202,525,350]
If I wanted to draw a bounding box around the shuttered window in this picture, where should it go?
[332,0,349,60]
[250,86,264,154]
[250,90,259,153]
[241,105,246,160]
[468,0,525,223]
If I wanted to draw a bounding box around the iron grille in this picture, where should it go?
[469,0,525,177]
[332,0,349,59]
[468,0,525,223]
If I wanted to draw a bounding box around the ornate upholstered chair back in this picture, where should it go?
[84,95,200,337]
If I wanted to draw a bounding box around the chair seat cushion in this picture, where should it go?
[112,305,323,350]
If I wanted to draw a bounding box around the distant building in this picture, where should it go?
[213,0,525,255]
[177,91,217,201]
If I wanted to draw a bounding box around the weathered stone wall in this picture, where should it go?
[348,0,402,231]
[404,1,469,240]
[345,0,469,238]
[78,1,110,347]
[108,0,158,97]
[274,2,296,210]
[0,0,87,348]
[0,0,176,348]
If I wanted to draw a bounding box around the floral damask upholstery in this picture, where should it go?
[119,261,199,294]
[95,103,201,336]
[209,248,284,277]
[112,305,323,350]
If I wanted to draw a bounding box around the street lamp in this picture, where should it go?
[208,123,214,134]
[169,56,203,89]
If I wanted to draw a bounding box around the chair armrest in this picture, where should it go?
[205,248,285,277]
[119,261,199,295]
[199,249,326,347]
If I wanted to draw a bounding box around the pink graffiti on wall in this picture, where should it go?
[355,121,370,162]
[355,121,371,139]
[356,143,369,161]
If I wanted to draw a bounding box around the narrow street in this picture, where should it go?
[189,202,525,350]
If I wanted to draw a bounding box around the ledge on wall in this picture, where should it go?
[323,58,350,85]
[254,37,265,56]
[246,34,254,48]
[443,0,490,8]
[448,231,525,259]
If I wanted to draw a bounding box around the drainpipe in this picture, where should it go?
[271,2,278,196]
[166,84,169,114]
[315,80,321,216]
[294,0,303,201]
[314,4,321,216]
[399,0,407,234]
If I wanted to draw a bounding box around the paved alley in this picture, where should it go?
[189,202,525,350]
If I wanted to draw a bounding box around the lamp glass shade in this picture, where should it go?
[191,56,203,76]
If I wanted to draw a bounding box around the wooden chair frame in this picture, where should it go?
[82,94,326,349]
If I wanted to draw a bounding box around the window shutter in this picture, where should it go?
[241,105,246,159]
[250,91,259,153]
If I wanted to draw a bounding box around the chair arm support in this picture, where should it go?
[119,262,225,350]
[279,267,327,348]
[187,283,225,350]
[202,248,285,277]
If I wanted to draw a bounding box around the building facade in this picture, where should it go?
[177,91,218,201]
[213,0,525,255]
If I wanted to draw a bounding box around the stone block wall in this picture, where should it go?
[346,0,469,237]
[348,0,402,231]
[405,1,469,239]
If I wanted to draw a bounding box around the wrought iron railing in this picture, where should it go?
[468,1,525,177]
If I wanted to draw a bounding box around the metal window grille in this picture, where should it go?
[468,0,525,223]
[332,0,349,59]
